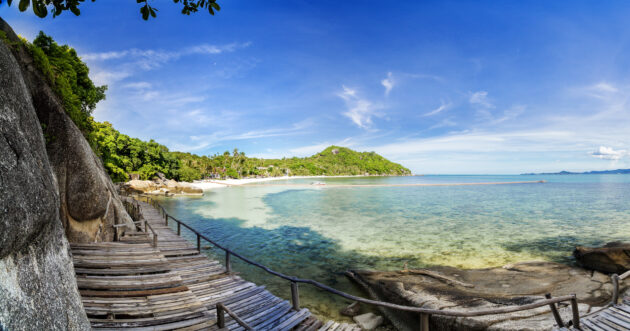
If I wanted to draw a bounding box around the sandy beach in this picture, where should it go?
[191,175,366,190]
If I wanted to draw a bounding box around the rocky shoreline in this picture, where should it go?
[121,178,203,196]
[346,250,629,331]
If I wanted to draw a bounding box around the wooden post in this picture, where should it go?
[612,274,620,305]
[545,293,564,327]
[570,295,580,330]
[144,220,147,233]
[177,222,181,236]
[226,251,232,273]
[165,213,168,226]
[291,282,300,311]
[420,313,430,331]
[197,234,201,252]
[153,234,158,248]
[217,303,225,328]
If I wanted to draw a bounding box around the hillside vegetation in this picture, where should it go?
[21,31,411,182]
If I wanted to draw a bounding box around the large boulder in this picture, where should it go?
[348,261,618,331]
[0,18,134,243]
[574,242,630,274]
[0,36,90,330]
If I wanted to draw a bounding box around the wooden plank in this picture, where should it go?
[80,285,190,297]
[276,308,311,331]
[77,199,326,331]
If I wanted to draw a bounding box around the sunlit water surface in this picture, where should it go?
[155,175,630,321]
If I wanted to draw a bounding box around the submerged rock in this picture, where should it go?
[574,242,630,274]
[123,179,203,196]
[348,261,619,331]
[340,301,362,317]
[0,30,90,329]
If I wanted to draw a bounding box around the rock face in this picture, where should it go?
[574,242,630,274]
[0,36,90,330]
[0,18,134,243]
[348,261,620,331]
[123,179,203,196]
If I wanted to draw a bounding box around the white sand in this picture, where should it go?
[191,175,359,190]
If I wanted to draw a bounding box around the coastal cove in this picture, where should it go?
[153,174,630,321]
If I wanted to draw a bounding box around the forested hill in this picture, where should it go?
[173,145,411,181]
[94,120,411,182]
[17,31,410,182]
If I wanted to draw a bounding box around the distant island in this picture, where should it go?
[522,169,630,175]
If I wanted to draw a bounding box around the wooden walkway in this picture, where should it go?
[72,200,359,330]
[555,297,630,331]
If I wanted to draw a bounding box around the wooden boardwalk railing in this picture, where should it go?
[73,196,327,330]
[131,194,596,331]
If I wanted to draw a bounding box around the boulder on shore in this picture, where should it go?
[348,261,621,331]
[574,242,630,274]
[123,179,203,196]
[0,29,90,329]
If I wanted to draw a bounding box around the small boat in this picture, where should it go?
[310,181,326,186]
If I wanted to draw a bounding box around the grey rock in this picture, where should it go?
[574,242,630,274]
[0,18,133,243]
[340,301,361,317]
[0,33,90,330]
[348,261,618,331]
[353,312,384,330]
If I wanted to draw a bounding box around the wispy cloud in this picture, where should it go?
[337,85,380,129]
[469,90,494,108]
[122,81,152,90]
[423,100,452,116]
[82,42,251,63]
[591,146,626,160]
[85,42,251,85]
[579,82,621,101]
[381,72,395,96]
[175,119,314,152]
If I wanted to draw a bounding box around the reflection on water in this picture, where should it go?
[155,175,630,321]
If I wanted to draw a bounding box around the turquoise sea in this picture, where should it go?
[155,175,630,321]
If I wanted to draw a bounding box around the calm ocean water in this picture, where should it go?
[155,174,630,321]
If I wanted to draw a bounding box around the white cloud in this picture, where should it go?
[424,100,451,116]
[381,72,394,96]
[337,85,379,129]
[591,82,618,93]
[469,91,494,108]
[82,42,251,62]
[85,42,251,86]
[90,70,132,86]
[591,146,626,160]
[175,119,314,152]
[429,118,457,130]
[579,82,621,101]
[122,81,152,90]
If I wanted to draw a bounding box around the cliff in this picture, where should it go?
[0,30,89,330]
[0,18,134,243]
[0,18,134,329]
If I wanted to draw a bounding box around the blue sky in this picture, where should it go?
[2,1,630,174]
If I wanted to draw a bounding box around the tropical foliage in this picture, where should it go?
[21,31,106,142]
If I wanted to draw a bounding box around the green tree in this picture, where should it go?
[21,31,106,143]
[1,0,220,20]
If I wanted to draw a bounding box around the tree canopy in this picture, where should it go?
[0,0,220,20]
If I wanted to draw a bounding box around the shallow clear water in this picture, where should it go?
[155,175,630,321]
